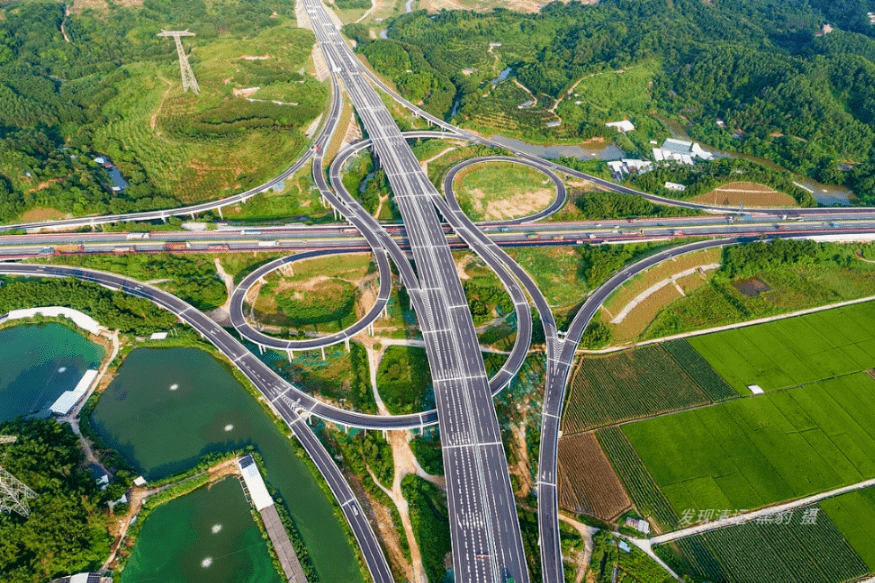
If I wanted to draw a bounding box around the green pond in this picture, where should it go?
[91,347,362,583]
[121,477,281,583]
[0,323,104,422]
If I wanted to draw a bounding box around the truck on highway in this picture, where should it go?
[126,232,150,240]
[526,233,540,240]
[207,244,230,252]
[258,241,279,247]
[163,242,190,251]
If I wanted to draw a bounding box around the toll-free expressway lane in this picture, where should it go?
[303,0,531,580]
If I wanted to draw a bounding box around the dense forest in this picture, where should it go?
[347,0,875,202]
[0,419,113,583]
[0,0,323,222]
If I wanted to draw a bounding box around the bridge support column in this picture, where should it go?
[344,338,350,352]
[383,305,388,320]
[258,344,265,355]
[190,212,196,220]
[160,215,167,223]
[368,323,374,336]
[321,346,326,361]
[287,349,294,362]
[259,276,267,285]
[382,429,387,440]
[217,207,223,220]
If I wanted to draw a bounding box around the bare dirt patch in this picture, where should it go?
[17,206,67,222]
[481,187,554,221]
[421,0,582,13]
[558,432,631,522]
[733,276,771,297]
[692,181,797,208]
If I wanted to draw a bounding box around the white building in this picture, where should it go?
[607,159,653,177]
[50,369,99,416]
[238,455,274,511]
[605,119,635,133]
[652,138,713,165]
[664,181,687,191]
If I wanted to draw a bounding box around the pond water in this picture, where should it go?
[0,323,104,422]
[492,67,512,86]
[91,347,362,583]
[491,134,625,161]
[121,477,280,583]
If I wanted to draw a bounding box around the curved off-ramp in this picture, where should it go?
[229,247,393,351]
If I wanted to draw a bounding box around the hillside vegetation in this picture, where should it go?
[347,0,875,202]
[0,0,325,221]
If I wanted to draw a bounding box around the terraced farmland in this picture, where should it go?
[562,341,736,434]
[689,301,875,394]
[657,508,869,583]
[623,372,875,519]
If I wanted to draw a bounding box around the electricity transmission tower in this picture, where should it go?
[157,30,200,94]
[0,437,36,517]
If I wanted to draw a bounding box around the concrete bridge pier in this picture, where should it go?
[344,338,350,352]
[258,344,265,355]
[287,349,294,362]
[321,346,326,361]
[217,207,223,220]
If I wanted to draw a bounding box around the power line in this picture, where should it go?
[157,30,200,94]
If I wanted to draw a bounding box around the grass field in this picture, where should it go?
[656,508,869,583]
[249,253,375,333]
[688,301,875,394]
[453,160,555,221]
[219,165,331,223]
[623,371,875,522]
[562,341,736,434]
[645,258,875,342]
[821,486,875,570]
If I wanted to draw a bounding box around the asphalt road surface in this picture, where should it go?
[302,1,531,580]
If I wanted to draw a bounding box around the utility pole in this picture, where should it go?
[157,30,200,94]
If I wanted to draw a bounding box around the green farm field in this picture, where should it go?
[623,372,875,521]
[563,341,736,434]
[821,486,875,570]
[689,301,875,394]
[656,509,869,583]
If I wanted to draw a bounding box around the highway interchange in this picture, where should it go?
[4,3,875,581]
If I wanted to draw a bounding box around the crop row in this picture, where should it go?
[663,340,738,402]
[663,508,869,583]
[563,344,716,433]
[596,427,678,532]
